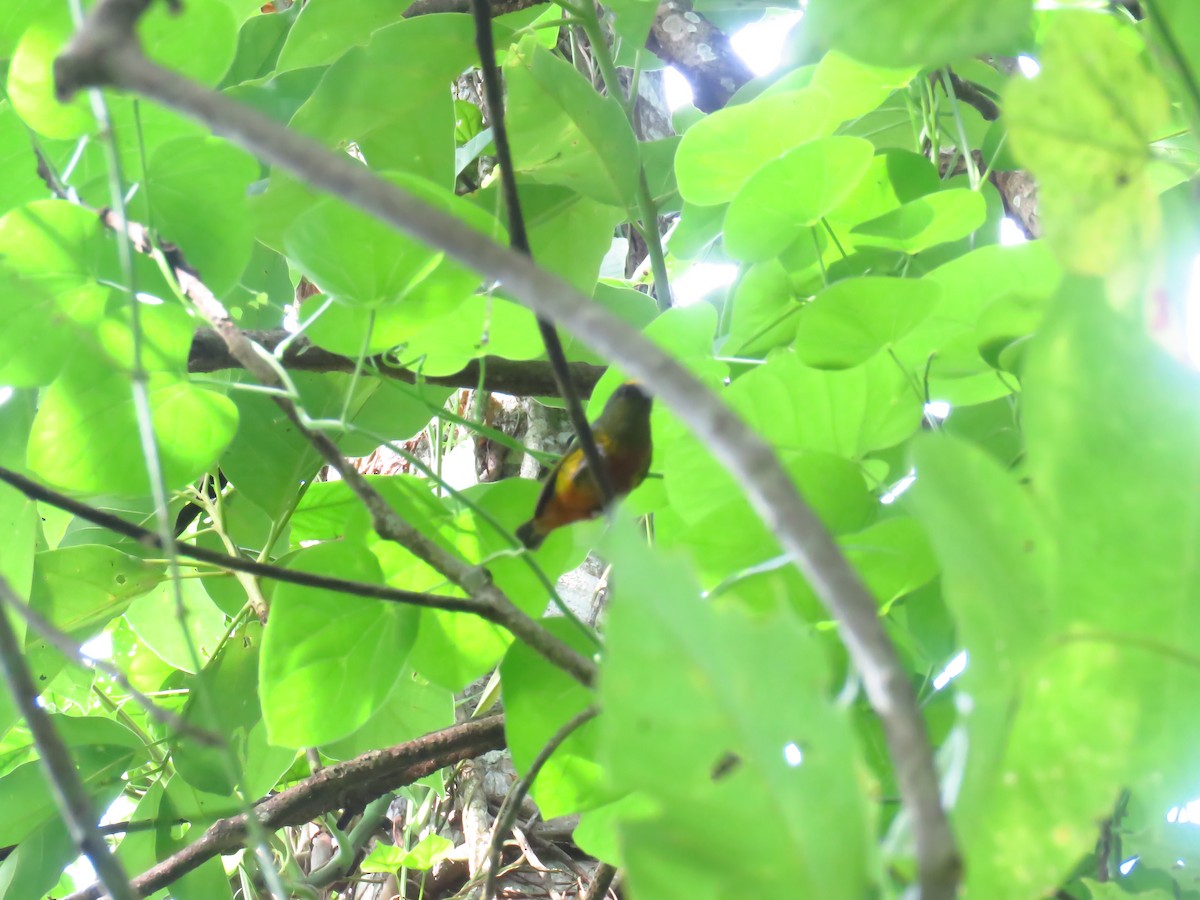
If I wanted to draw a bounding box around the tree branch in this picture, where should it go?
[188,328,606,397]
[55,6,958,894]
[65,715,507,900]
[646,0,753,112]
[0,578,138,900]
[0,464,569,649]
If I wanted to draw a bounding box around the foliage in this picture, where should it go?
[1,0,1199,897]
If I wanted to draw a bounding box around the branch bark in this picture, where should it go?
[55,4,959,894]
[188,328,605,397]
[647,0,753,112]
[65,716,507,900]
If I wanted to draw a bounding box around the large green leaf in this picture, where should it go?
[0,715,144,847]
[1005,11,1168,280]
[850,189,987,254]
[144,136,258,297]
[675,89,833,207]
[173,620,294,797]
[723,137,875,262]
[275,0,408,72]
[281,172,496,312]
[505,34,640,209]
[27,356,239,497]
[805,0,1031,68]
[501,619,602,818]
[260,541,418,747]
[30,545,162,640]
[598,522,873,898]
[0,200,109,386]
[794,275,940,368]
[288,15,477,183]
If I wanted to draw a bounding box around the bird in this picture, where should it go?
[515,382,653,549]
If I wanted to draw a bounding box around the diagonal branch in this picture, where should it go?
[65,715,507,900]
[54,4,958,894]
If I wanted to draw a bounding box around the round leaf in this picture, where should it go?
[724,137,875,262]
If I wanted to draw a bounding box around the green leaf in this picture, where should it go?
[1005,11,1169,279]
[288,15,477,183]
[0,103,53,216]
[501,619,602,818]
[0,200,109,386]
[260,542,417,747]
[31,545,163,639]
[675,90,833,207]
[518,183,628,293]
[0,818,74,900]
[805,0,1031,68]
[794,275,940,368]
[124,578,228,674]
[850,189,987,253]
[505,34,640,208]
[723,137,875,262]
[140,0,238,87]
[275,0,408,72]
[144,136,258,297]
[27,358,239,497]
[322,667,453,760]
[725,260,803,356]
[6,9,93,139]
[282,172,496,311]
[809,50,916,122]
[362,833,455,873]
[599,522,873,899]
[173,620,294,797]
[729,350,923,458]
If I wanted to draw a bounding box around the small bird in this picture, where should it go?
[515,382,653,549]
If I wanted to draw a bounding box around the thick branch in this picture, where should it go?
[188,328,605,397]
[647,0,753,112]
[65,716,506,900]
[55,8,958,894]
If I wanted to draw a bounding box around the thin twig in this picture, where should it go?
[0,463,490,617]
[481,706,598,900]
[467,0,615,506]
[65,715,506,900]
[0,578,138,900]
[55,7,958,893]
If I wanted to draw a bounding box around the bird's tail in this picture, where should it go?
[515,521,544,550]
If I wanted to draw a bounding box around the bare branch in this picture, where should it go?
[55,7,958,893]
[647,0,753,112]
[188,329,606,397]
[65,715,507,900]
[0,578,138,900]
